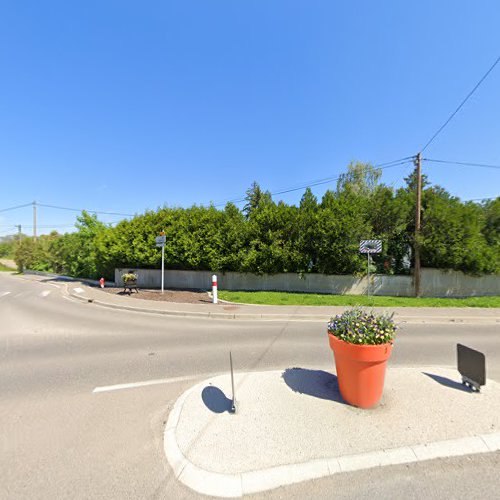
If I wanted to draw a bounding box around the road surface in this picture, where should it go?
[1,272,499,499]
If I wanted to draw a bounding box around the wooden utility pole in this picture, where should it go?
[32,201,37,242]
[414,153,422,297]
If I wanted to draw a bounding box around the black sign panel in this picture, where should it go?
[457,344,486,387]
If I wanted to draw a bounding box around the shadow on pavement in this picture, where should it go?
[422,372,472,392]
[202,386,233,413]
[282,368,345,403]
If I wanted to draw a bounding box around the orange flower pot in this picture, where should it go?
[328,334,393,409]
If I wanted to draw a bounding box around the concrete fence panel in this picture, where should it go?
[115,268,499,297]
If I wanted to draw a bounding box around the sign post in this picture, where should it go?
[155,232,166,294]
[161,245,164,293]
[359,240,382,297]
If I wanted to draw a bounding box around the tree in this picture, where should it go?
[336,161,381,196]
[243,181,272,218]
[315,189,371,274]
[297,188,319,271]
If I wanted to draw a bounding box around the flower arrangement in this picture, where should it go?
[327,308,397,345]
[122,272,138,283]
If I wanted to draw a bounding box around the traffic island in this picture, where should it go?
[164,367,500,498]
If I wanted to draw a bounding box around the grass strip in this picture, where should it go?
[0,263,16,272]
[218,290,500,308]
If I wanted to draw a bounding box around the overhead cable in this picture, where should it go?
[0,203,33,213]
[213,157,415,207]
[423,158,500,170]
[421,55,500,153]
[37,203,135,217]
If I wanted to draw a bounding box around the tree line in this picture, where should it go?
[14,163,500,280]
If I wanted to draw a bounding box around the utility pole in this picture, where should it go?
[16,224,21,240]
[32,201,37,242]
[414,153,422,297]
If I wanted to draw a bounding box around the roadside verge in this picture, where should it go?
[66,282,500,324]
[17,270,500,324]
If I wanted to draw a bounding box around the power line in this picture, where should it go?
[0,203,32,213]
[0,201,135,217]
[464,196,498,202]
[421,55,500,153]
[212,157,415,207]
[22,224,76,229]
[22,221,122,228]
[37,202,135,217]
[423,158,500,170]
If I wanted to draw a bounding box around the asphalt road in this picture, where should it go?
[1,272,499,499]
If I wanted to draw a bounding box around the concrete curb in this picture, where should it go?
[67,290,500,324]
[23,269,116,287]
[163,375,500,498]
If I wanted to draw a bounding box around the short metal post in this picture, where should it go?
[367,253,370,297]
[230,351,236,413]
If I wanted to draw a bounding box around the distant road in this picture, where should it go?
[1,272,499,499]
[0,258,15,268]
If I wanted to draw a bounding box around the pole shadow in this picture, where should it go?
[422,372,472,393]
[282,368,345,404]
[201,386,233,413]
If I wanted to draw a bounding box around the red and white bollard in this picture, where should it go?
[212,274,218,304]
[99,277,105,289]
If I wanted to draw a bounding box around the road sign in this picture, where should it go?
[155,235,166,247]
[359,240,382,254]
[457,344,486,391]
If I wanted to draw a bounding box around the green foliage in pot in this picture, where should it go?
[122,272,137,283]
[328,308,397,345]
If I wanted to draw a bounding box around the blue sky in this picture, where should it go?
[1,0,499,236]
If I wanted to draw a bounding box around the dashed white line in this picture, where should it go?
[0,291,11,298]
[40,290,51,297]
[73,287,85,294]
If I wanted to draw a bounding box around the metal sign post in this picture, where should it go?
[161,245,164,293]
[155,232,166,294]
[360,240,382,297]
[367,253,371,297]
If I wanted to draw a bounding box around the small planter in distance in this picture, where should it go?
[122,272,139,294]
[327,308,397,409]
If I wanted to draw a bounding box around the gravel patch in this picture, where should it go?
[100,287,212,304]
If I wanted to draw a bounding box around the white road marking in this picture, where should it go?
[40,290,51,297]
[73,287,84,294]
[0,291,11,298]
[93,374,206,393]
[46,282,62,289]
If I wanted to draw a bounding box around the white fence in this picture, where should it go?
[115,268,500,298]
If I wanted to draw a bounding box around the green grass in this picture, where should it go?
[0,263,16,272]
[218,290,500,308]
